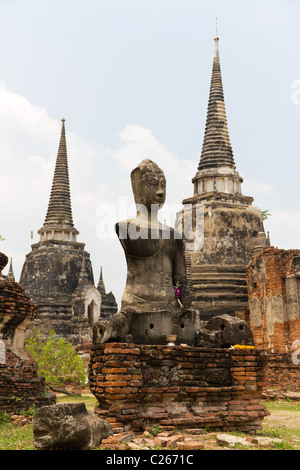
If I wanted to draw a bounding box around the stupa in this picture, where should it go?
[20,119,115,345]
[177,36,269,320]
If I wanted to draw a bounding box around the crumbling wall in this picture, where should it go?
[246,247,300,395]
[246,247,300,353]
[0,252,55,415]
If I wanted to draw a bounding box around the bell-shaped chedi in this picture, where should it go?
[19,119,111,346]
[176,36,269,320]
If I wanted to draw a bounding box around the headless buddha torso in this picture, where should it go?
[116,220,180,312]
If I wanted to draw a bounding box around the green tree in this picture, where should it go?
[26,328,86,391]
[262,209,271,220]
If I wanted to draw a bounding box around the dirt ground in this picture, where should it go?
[263,410,300,428]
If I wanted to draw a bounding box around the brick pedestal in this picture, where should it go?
[89,343,269,433]
[0,253,55,415]
[0,349,55,415]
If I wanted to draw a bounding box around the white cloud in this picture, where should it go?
[242,176,274,196]
[264,210,300,250]
[0,85,195,304]
[107,124,195,206]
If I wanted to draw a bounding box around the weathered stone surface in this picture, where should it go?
[92,319,109,344]
[101,159,199,345]
[216,433,283,449]
[101,312,130,343]
[216,433,251,448]
[19,120,116,347]
[177,36,269,320]
[196,314,254,348]
[33,402,113,450]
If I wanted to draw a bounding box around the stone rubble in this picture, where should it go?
[98,429,284,451]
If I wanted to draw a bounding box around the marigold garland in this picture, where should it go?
[233,344,255,350]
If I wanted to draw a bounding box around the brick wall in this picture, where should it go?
[0,255,55,415]
[89,342,269,433]
[0,347,54,415]
[246,247,300,353]
[245,247,300,395]
[264,353,300,395]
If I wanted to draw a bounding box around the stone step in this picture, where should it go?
[191,271,246,279]
[191,264,246,272]
[191,270,246,277]
[192,283,248,293]
[191,277,247,286]
[194,291,249,301]
[191,269,246,276]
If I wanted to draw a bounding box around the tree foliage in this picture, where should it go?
[26,328,86,389]
[262,209,271,220]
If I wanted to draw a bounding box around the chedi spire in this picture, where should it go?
[191,34,244,201]
[38,119,79,243]
[44,118,74,226]
[198,35,236,171]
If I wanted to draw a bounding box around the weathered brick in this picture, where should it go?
[89,343,269,433]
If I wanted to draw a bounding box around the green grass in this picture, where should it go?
[0,394,97,450]
[258,400,300,449]
[0,423,35,450]
[56,393,98,411]
[262,399,300,412]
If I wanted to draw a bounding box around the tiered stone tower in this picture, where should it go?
[178,36,269,320]
[20,119,114,345]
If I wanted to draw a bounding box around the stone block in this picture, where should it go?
[33,402,113,450]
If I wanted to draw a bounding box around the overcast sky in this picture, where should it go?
[1,0,300,306]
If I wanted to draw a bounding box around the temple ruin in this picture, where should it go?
[89,151,269,433]
[177,35,270,320]
[246,247,300,395]
[19,119,117,347]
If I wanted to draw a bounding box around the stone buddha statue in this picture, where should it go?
[98,159,199,345]
[116,159,190,313]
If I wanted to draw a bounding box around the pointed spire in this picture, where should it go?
[44,119,74,227]
[198,35,236,171]
[97,266,106,294]
[7,257,15,281]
